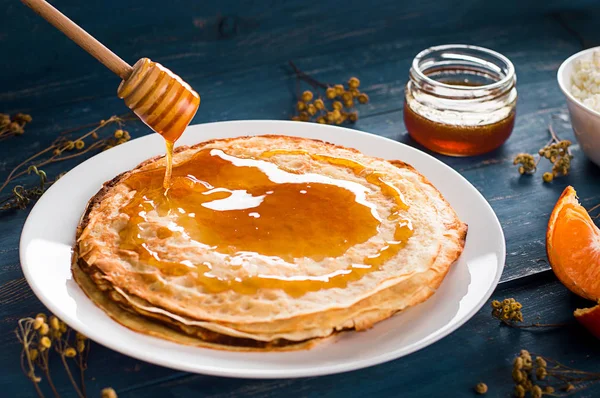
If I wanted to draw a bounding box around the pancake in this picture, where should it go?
[73,135,467,350]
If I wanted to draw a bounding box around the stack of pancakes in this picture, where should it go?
[73,136,467,351]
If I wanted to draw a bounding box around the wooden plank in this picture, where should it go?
[1,0,596,92]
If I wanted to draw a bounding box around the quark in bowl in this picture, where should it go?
[557,46,600,166]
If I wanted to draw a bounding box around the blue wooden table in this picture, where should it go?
[2,0,600,396]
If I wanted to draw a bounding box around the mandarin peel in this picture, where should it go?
[547,186,600,302]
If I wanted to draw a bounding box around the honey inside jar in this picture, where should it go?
[404,45,517,157]
[118,148,412,297]
[404,78,516,156]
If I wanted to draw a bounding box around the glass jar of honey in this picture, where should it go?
[404,44,517,156]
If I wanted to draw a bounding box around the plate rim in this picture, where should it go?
[19,120,505,378]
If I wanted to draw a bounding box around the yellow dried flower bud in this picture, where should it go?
[348,77,360,89]
[53,149,61,156]
[514,385,525,398]
[76,332,87,341]
[123,131,131,140]
[74,140,84,150]
[334,84,344,96]
[101,387,118,398]
[40,336,51,349]
[307,104,317,116]
[565,383,575,392]
[532,385,542,398]
[512,369,524,383]
[8,122,24,134]
[296,101,306,112]
[65,347,77,358]
[29,348,39,361]
[114,129,124,139]
[301,90,314,102]
[491,300,501,309]
[314,99,324,110]
[332,101,343,110]
[77,340,86,353]
[91,132,99,139]
[544,386,555,393]
[15,113,32,123]
[474,382,488,394]
[65,141,75,150]
[39,323,49,336]
[60,322,67,333]
[542,172,553,183]
[341,91,353,102]
[519,349,530,358]
[357,93,369,104]
[33,317,44,330]
[344,99,354,108]
[535,367,547,380]
[348,112,358,123]
[326,87,336,99]
[535,357,547,368]
[0,114,10,127]
[49,316,60,330]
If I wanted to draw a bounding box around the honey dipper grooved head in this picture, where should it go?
[117,58,200,142]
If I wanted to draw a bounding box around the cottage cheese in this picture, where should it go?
[571,51,600,112]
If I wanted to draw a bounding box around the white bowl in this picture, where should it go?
[557,47,600,166]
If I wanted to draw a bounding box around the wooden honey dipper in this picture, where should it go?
[21,0,201,186]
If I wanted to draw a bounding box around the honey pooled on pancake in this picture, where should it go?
[118,148,413,297]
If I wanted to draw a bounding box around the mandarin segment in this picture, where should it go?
[574,303,600,339]
[547,186,600,301]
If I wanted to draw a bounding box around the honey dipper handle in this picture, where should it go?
[21,0,132,79]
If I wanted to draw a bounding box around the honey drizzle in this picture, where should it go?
[260,150,413,274]
[163,140,174,189]
[119,148,413,297]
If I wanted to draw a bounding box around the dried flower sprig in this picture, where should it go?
[491,299,567,329]
[0,113,32,141]
[512,349,600,397]
[0,115,134,212]
[16,313,96,398]
[513,123,573,183]
[289,61,369,125]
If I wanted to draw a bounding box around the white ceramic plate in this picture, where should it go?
[20,120,505,379]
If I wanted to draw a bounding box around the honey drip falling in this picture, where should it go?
[119,148,413,297]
